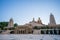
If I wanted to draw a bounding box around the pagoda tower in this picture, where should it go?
[48,13,56,26]
[8,18,14,27]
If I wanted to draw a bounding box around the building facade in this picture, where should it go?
[2,13,60,34]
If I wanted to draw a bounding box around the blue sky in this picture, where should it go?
[0,0,60,25]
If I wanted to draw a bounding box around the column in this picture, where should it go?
[52,30,54,34]
[56,30,59,35]
[48,30,50,34]
[44,30,46,34]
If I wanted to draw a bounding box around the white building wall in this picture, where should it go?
[33,29,41,34]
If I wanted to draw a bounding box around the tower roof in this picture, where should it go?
[10,18,13,21]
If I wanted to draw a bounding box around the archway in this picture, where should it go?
[41,30,44,34]
[10,31,15,34]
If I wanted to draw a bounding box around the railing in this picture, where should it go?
[40,29,60,35]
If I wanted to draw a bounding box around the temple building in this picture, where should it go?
[14,17,44,34]
[1,13,60,34]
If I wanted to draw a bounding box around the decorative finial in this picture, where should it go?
[32,17,35,22]
[37,17,42,24]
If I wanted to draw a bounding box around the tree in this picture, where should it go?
[14,23,18,27]
[33,26,40,29]
[0,22,8,30]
